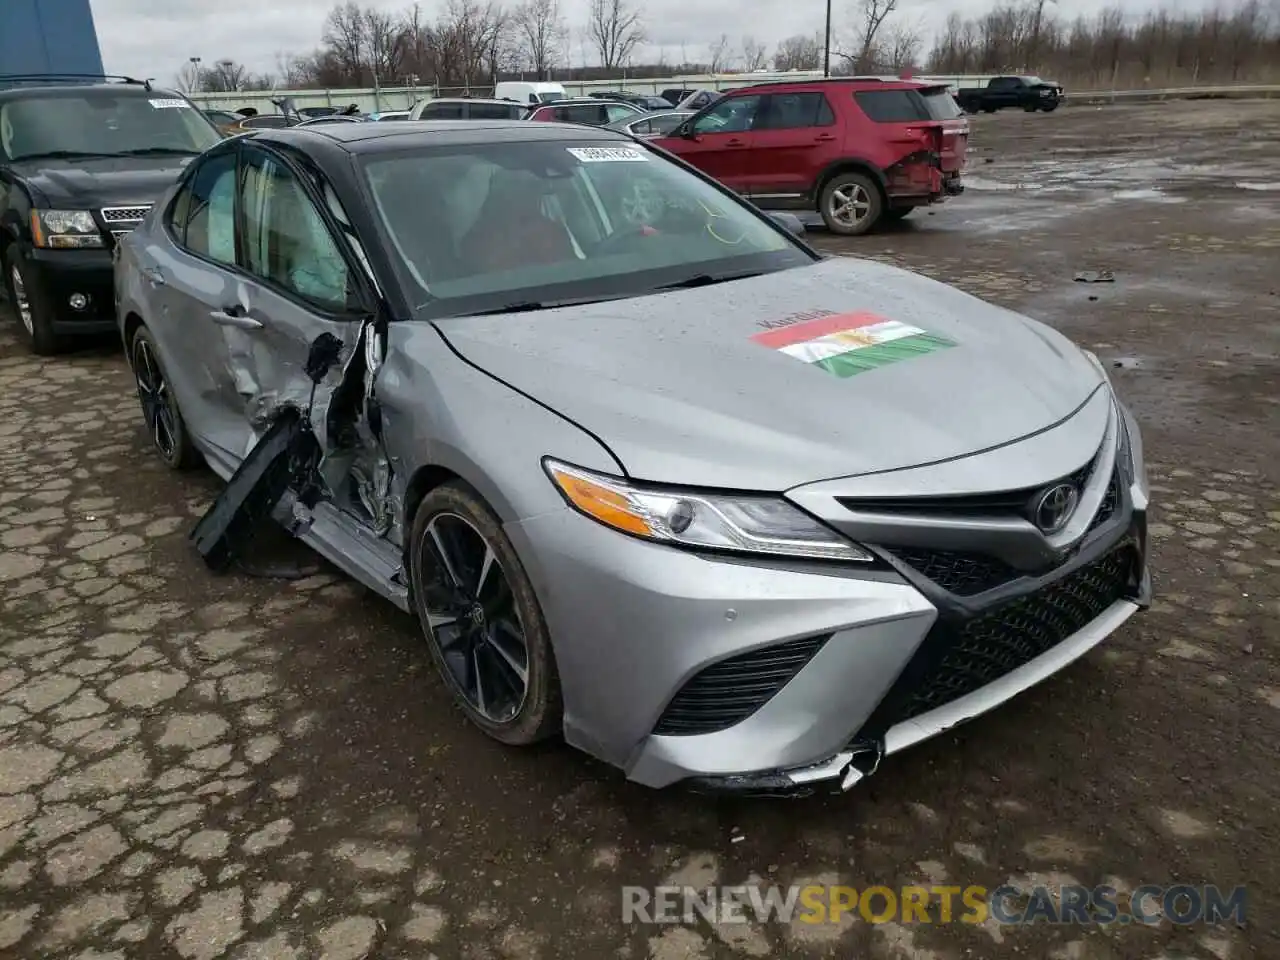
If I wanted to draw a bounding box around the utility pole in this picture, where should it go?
[823,0,832,78]
[189,56,201,92]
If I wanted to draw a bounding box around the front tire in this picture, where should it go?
[129,325,198,470]
[408,481,562,746]
[5,249,62,356]
[819,172,883,236]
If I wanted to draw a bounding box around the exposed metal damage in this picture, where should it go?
[190,316,397,577]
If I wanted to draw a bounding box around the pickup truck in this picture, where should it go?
[955,76,1064,113]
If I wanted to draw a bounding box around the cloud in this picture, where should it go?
[90,0,1178,84]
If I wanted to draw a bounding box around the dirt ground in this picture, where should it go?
[1,99,1277,960]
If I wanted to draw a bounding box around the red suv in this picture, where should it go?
[653,78,968,235]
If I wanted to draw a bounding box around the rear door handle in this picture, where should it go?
[814,134,837,142]
[141,266,165,286]
[726,138,745,147]
[210,308,262,330]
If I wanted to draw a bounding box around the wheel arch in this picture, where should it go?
[122,311,146,355]
[813,160,889,209]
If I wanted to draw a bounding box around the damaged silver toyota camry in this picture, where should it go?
[114,121,1151,795]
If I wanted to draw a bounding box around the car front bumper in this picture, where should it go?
[506,472,1149,794]
[22,247,118,335]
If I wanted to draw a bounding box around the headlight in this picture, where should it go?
[545,459,873,562]
[30,210,104,249]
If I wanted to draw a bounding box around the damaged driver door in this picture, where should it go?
[224,144,370,465]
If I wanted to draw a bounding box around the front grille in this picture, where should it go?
[887,547,1018,596]
[860,545,1137,733]
[1088,472,1120,532]
[100,205,152,224]
[653,634,830,736]
[839,463,1094,523]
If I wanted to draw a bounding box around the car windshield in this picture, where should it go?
[362,139,810,318]
[0,92,221,161]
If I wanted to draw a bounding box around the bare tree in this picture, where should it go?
[884,21,923,70]
[708,33,733,72]
[587,0,645,69]
[363,7,409,83]
[739,35,769,71]
[322,2,368,83]
[513,0,565,77]
[840,0,901,72]
[174,61,200,93]
[199,59,252,92]
[773,32,824,71]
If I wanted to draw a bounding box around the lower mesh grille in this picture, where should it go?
[860,545,1137,733]
[653,634,830,736]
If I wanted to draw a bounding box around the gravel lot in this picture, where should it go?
[1,99,1277,960]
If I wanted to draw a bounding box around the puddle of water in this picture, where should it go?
[1111,188,1188,204]
[1236,181,1280,191]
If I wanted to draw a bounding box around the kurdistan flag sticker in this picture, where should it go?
[751,311,955,378]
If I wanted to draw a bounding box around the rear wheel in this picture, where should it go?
[408,482,562,746]
[129,325,198,470]
[4,249,62,355]
[1042,101,1059,112]
[819,172,883,236]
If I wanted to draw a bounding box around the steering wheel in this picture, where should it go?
[695,198,746,245]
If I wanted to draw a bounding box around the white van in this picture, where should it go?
[492,82,566,107]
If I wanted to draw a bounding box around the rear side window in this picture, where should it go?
[922,91,963,120]
[561,104,606,124]
[468,103,514,120]
[854,90,925,123]
[758,93,835,130]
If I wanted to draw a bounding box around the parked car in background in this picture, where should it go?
[371,110,411,121]
[654,78,967,236]
[493,81,566,106]
[114,120,1150,796]
[675,89,723,111]
[295,115,367,126]
[661,87,697,106]
[232,114,297,131]
[410,98,529,121]
[528,98,644,125]
[955,76,1064,113]
[606,109,694,138]
[590,91,674,111]
[203,109,243,135]
[0,75,222,353]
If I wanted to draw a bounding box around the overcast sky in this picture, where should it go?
[89,0,1203,83]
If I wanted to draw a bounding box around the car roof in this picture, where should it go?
[424,97,524,106]
[253,119,632,153]
[0,80,183,101]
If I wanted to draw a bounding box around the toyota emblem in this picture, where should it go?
[1034,483,1079,533]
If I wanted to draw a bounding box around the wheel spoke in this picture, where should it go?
[471,646,487,715]
[488,623,528,685]
[474,545,497,599]
[427,519,465,589]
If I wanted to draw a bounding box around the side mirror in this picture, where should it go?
[678,122,695,139]
[768,212,806,238]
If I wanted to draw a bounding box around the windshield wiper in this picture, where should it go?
[655,270,767,291]
[458,295,627,317]
[114,147,202,157]
[12,150,122,161]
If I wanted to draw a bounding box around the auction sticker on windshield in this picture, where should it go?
[567,147,647,162]
[752,311,954,378]
[149,99,191,109]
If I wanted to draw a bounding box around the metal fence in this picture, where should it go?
[184,74,1280,115]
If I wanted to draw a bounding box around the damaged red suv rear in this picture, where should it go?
[653,78,967,236]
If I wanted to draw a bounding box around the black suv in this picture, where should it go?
[0,75,222,353]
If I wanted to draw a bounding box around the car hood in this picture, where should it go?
[434,257,1105,491]
[14,156,195,209]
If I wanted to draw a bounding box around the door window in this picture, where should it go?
[757,93,835,130]
[171,152,236,265]
[468,102,513,119]
[692,95,760,134]
[239,149,350,311]
[604,103,637,123]
[628,119,652,136]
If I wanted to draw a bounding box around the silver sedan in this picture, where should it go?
[114,120,1151,795]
